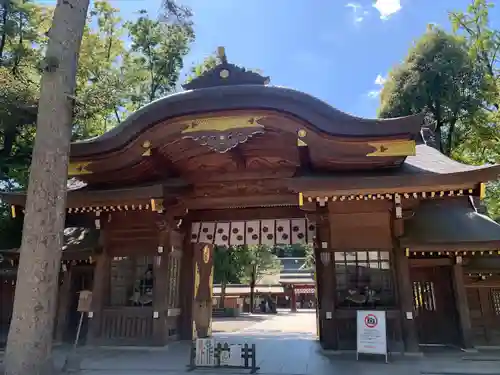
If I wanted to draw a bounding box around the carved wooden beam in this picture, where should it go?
[229,148,246,170]
[297,145,313,174]
[147,148,181,178]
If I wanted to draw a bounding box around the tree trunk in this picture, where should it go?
[249,268,256,314]
[3,1,89,375]
[219,282,226,308]
[446,117,457,156]
[0,2,8,61]
[0,127,17,178]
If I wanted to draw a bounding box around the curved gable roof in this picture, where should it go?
[70,84,424,157]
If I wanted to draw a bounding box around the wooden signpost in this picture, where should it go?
[74,290,92,348]
[62,290,93,372]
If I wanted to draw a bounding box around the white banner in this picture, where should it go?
[356,310,387,357]
[220,344,242,367]
[195,338,216,367]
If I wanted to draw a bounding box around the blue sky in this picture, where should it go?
[38,0,499,118]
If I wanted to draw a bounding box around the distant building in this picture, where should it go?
[213,257,316,311]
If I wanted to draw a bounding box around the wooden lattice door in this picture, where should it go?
[410,266,461,346]
[467,287,500,346]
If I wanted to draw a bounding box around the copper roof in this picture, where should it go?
[290,144,500,194]
[401,197,500,248]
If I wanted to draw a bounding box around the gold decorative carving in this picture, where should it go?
[297,139,307,147]
[202,245,210,264]
[150,198,164,212]
[217,46,226,60]
[68,161,92,176]
[181,116,265,153]
[142,140,152,156]
[366,140,416,157]
[181,116,264,133]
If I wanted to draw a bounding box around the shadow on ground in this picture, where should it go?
[213,314,271,322]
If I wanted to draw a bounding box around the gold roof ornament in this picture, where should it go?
[217,46,227,63]
[182,46,270,90]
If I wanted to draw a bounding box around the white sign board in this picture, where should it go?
[195,338,216,367]
[220,344,242,367]
[356,310,387,360]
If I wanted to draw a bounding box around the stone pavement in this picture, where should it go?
[2,312,500,374]
[212,313,271,334]
[66,338,500,375]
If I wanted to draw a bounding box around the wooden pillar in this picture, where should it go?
[179,241,194,340]
[452,262,474,349]
[290,286,297,312]
[54,267,72,343]
[316,211,337,350]
[192,243,214,338]
[152,220,170,345]
[394,249,419,352]
[314,247,325,343]
[87,250,110,345]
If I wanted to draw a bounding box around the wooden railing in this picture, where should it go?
[98,307,154,345]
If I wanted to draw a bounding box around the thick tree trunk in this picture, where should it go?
[219,282,226,308]
[0,2,8,61]
[3,1,89,375]
[446,117,457,156]
[249,269,256,314]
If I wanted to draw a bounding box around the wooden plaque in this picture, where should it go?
[77,290,93,312]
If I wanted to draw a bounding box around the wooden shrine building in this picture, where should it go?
[2,47,500,351]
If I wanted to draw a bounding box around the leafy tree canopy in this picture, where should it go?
[0,0,195,246]
[379,26,488,156]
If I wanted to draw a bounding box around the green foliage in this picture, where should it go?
[213,245,248,285]
[124,7,194,107]
[379,0,500,219]
[239,245,282,284]
[273,244,311,258]
[449,0,500,219]
[1,0,195,183]
[185,53,218,83]
[379,27,487,155]
[450,0,499,110]
[213,244,283,285]
[0,0,195,247]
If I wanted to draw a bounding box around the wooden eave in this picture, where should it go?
[1,183,184,209]
[402,243,500,252]
[66,108,419,188]
[291,145,500,199]
[69,85,424,158]
[62,85,423,188]
[0,227,100,261]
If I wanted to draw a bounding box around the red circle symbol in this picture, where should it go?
[364,314,378,328]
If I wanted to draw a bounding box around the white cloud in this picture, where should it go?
[367,74,387,98]
[373,0,402,20]
[346,2,362,10]
[374,74,386,86]
[345,2,367,24]
[367,90,381,98]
